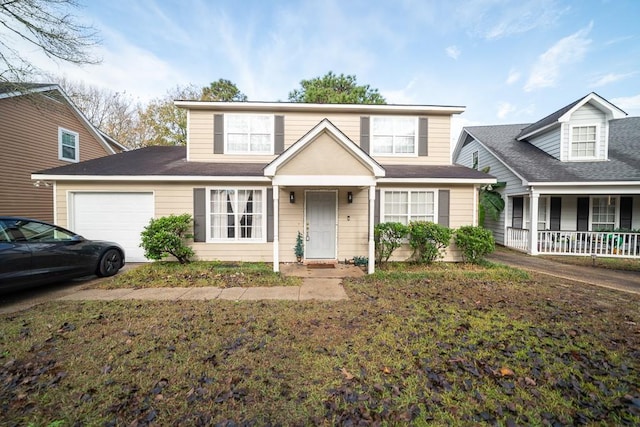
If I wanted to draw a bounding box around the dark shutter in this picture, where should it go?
[620,196,633,230]
[373,189,380,225]
[438,189,450,227]
[550,197,561,231]
[267,188,274,242]
[577,197,589,231]
[214,114,224,154]
[274,116,284,154]
[193,188,206,242]
[360,116,370,154]
[512,197,523,229]
[418,117,428,156]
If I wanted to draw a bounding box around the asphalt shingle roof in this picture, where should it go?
[465,117,640,183]
[36,146,492,181]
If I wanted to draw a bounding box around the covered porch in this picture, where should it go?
[504,186,640,258]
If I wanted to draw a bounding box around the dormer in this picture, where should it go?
[516,93,627,162]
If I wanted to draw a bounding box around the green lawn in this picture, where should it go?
[1,263,638,425]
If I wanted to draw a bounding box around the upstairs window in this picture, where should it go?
[371,117,417,156]
[570,125,597,159]
[225,114,274,154]
[59,128,79,162]
[472,151,479,169]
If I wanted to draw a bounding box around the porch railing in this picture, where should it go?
[505,227,529,252]
[506,227,640,258]
[537,231,640,257]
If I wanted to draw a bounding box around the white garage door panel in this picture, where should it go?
[72,193,154,262]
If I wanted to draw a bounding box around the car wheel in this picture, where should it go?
[98,249,122,277]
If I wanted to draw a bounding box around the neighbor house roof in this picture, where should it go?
[33,145,495,183]
[464,117,640,183]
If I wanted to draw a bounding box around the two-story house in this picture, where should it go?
[33,101,494,269]
[0,83,125,223]
[453,93,640,258]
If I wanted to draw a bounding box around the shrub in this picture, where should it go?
[408,221,452,264]
[140,214,195,264]
[454,225,495,264]
[374,222,409,267]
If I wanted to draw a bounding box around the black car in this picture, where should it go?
[0,217,125,291]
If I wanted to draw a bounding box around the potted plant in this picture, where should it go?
[294,231,304,263]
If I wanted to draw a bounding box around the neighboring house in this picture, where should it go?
[453,92,640,258]
[0,83,124,223]
[33,101,494,269]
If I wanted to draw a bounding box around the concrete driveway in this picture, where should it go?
[487,247,640,295]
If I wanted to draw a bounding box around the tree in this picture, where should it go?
[56,77,141,148]
[288,71,386,104]
[0,0,100,84]
[137,79,246,146]
[478,166,506,226]
[201,78,247,101]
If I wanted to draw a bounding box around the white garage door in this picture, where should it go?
[71,192,154,262]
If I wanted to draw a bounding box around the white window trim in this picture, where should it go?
[379,188,438,225]
[224,113,274,155]
[589,196,618,231]
[370,116,418,157]
[205,186,267,243]
[568,123,600,161]
[58,127,79,163]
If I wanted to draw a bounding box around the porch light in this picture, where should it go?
[347,192,353,204]
[289,191,295,203]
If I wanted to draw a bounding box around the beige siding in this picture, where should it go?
[278,133,372,176]
[187,110,453,167]
[0,93,112,222]
[383,184,476,262]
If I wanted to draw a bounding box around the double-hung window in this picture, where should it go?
[371,117,417,155]
[225,114,274,154]
[382,190,435,224]
[591,196,616,231]
[59,128,79,162]
[570,125,597,159]
[209,188,265,241]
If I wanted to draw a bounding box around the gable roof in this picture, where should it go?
[516,92,627,140]
[463,117,640,184]
[0,82,123,154]
[264,119,385,178]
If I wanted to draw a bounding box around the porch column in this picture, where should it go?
[368,186,376,274]
[529,191,539,255]
[273,185,280,272]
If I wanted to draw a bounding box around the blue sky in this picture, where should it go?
[30,0,640,136]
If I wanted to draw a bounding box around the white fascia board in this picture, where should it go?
[174,100,465,115]
[0,84,59,99]
[558,93,627,121]
[378,177,496,184]
[529,181,640,187]
[31,174,271,182]
[272,175,377,186]
[530,184,640,195]
[465,135,530,186]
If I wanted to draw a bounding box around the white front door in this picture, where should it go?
[306,191,337,259]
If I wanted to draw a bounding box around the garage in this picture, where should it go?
[70,192,154,262]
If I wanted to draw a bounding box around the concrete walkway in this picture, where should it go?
[57,263,364,303]
[487,247,640,295]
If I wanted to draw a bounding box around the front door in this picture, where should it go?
[306,191,337,259]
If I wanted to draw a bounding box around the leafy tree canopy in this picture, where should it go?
[288,71,386,104]
[201,78,247,101]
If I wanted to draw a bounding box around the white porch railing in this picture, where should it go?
[506,227,640,258]
[538,231,640,257]
[506,227,529,252]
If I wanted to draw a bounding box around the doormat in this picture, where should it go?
[307,263,336,269]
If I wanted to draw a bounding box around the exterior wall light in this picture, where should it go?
[347,191,353,204]
[290,191,295,203]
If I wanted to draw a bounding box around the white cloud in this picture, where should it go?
[610,94,640,115]
[524,23,593,92]
[446,45,461,60]
[506,69,521,85]
[497,102,516,119]
[590,72,636,88]
[381,79,418,104]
